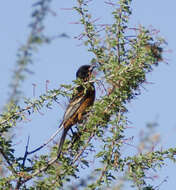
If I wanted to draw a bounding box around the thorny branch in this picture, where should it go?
[75,1,103,65]
[99,140,115,182]
[0,148,17,175]
[0,78,102,127]
[72,131,95,164]
[15,136,30,190]
[27,127,63,155]
[22,136,30,168]
[8,0,53,104]
[17,130,96,187]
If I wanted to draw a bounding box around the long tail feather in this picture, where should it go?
[57,127,69,158]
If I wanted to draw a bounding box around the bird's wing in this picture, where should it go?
[62,91,86,124]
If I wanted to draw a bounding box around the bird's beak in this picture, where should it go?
[89,65,97,72]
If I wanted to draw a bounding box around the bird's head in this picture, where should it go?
[76,65,96,82]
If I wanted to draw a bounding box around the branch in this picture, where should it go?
[18,130,95,186]
[0,149,17,175]
[98,139,115,183]
[0,87,65,127]
[28,124,64,155]
[15,124,65,189]
[8,0,53,105]
[22,136,30,167]
[116,8,122,64]
[15,136,30,190]
[19,156,58,185]
[72,131,95,164]
[0,78,101,128]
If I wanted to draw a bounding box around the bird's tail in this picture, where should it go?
[57,127,69,158]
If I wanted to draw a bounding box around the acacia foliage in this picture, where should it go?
[0,0,174,190]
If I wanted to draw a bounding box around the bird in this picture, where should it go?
[57,65,96,158]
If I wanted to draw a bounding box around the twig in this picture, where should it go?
[15,127,64,187]
[20,156,58,185]
[0,106,31,126]
[15,125,64,189]
[22,136,30,167]
[0,149,17,175]
[117,8,122,64]
[99,139,115,182]
[72,131,95,164]
[18,130,95,186]
[15,136,30,190]
[28,125,64,155]
[0,78,101,127]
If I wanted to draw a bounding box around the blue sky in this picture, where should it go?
[0,0,176,189]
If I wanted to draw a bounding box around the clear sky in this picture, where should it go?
[0,0,176,189]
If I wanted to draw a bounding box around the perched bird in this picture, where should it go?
[57,65,96,158]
